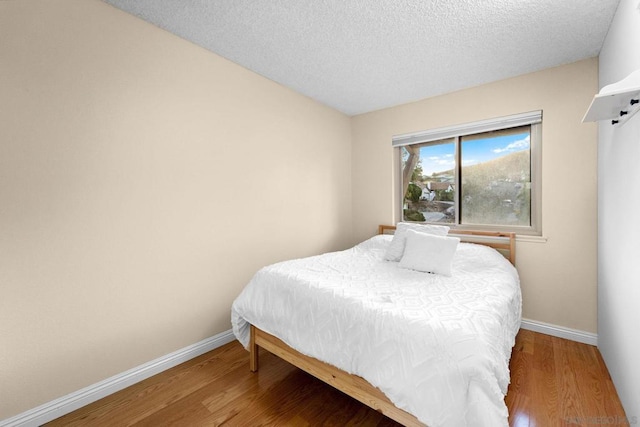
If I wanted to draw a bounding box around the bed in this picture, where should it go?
[231,224,521,426]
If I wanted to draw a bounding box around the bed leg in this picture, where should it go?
[249,325,258,372]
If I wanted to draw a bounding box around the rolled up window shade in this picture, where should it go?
[391,110,542,147]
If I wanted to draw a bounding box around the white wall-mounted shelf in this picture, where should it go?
[583,69,640,126]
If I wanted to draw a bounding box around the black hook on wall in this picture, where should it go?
[612,99,640,125]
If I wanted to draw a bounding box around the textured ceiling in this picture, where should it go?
[101,0,620,116]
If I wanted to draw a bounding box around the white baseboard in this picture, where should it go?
[1,329,236,427]
[520,318,598,346]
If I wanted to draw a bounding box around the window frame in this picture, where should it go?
[393,111,542,236]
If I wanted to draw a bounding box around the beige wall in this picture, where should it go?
[351,58,598,334]
[0,0,352,419]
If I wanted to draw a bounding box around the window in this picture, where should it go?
[393,111,541,235]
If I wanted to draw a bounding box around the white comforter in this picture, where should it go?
[231,235,521,427]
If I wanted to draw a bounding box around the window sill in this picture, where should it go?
[516,235,547,243]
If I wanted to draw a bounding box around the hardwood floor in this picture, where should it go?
[46,329,629,426]
[506,330,629,427]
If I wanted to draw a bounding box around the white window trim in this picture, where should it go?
[393,111,543,236]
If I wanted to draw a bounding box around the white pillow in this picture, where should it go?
[384,222,450,262]
[398,229,460,276]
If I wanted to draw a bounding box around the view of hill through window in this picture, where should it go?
[402,126,531,227]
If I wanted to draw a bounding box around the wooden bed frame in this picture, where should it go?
[248,225,517,426]
[378,225,516,265]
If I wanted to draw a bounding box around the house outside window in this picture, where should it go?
[393,111,542,235]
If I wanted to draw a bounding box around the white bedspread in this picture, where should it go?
[231,235,521,427]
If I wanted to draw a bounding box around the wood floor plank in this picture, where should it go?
[222,371,322,425]
[284,373,392,427]
[47,344,246,426]
[507,330,534,427]
[45,330,629,426]
[531,332,559,426]
[555,336,589,423]
[131,352,293,426]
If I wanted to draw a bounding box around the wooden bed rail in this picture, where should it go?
[249,325,425,427]
[378,224,516,265]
